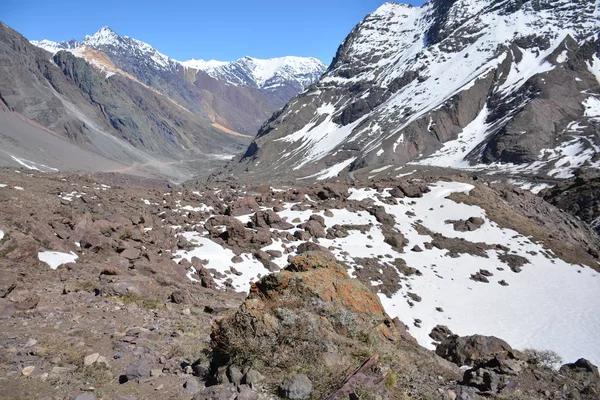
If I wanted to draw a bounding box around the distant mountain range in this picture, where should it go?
[0,23,326,181]
[227,0,600,183]
[33,27,326,97]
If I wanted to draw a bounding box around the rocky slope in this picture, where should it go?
[227,0,600,183]
[0,22,250,182]
[542,169,600,235]
[0,166,598,399]
[32,27,326,136]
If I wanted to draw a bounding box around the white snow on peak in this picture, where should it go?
[31,26,177,72]
[83,26,120,47]
[181,59,229,71]
[241,56,326,87]
[31,27,324,86]
[185,55,327,90]
[30,38,77,54]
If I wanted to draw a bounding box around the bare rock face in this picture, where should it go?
[542,171,600,236]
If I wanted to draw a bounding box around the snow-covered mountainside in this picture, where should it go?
[182,56,326,91]
[230,0,600,182]
[30,27,325,135]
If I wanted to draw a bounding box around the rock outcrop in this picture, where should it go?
[208,251,451,398]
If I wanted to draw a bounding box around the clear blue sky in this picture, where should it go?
[2,0,425,64]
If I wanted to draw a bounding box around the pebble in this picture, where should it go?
[22,366,35,376]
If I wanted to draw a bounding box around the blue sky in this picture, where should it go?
[2,0,425,64]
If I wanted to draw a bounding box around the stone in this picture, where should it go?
[430,325,454,343]
[226,197,260,217]
[192,384,238,400]
[73,394,97,400]
[183,377,201,395]
[84,353,100,366]
[22,366,35,376]
[125,358,151,382]
[150,368,163,377]
[120,248,141,260]
[279,374,313,399]
[170,289,189,304]
[242,368,265,388]
[227,365,243,385]
[470,272,489,283]
[236,385,259,400]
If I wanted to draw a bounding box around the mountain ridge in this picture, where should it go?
[224,0,600,184]
[31,27,327,97]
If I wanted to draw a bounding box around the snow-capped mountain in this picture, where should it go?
[182,56,327,91]
[230,0,600,182]
[30,26,325,135]
[33,26,179,74]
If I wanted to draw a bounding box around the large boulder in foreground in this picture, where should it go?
[436,334,515,367]
[209,252,440,398]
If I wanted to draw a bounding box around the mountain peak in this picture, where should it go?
[84,26,120,47]
[192,55,327,89]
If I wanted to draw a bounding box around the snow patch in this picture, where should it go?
[38,251,78,270]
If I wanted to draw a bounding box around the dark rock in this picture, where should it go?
[462,368,499,393]
[470,272,489,283]
[436,334,514,366]
[447,217,485,232]
[279,374,313,399]
[369,206,396,226]
[430,325,454,343]
[227,365,243,385]
[192,384,237,400]
[498,254,530,273]
[183,377,201,395]
[170,289,189,304]
[120,248,141,260]
[296,242,328,254]
[226,197,260,217]
[124,358,150,382]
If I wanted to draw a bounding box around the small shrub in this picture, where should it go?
[522,348,563,369]
[385,371,398,388]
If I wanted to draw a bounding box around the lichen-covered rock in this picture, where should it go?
[209,251,418,398]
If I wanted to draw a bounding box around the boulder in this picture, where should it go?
[279,374,313,399]
[226,197,260,217]
[209,252,412,395]
[436,334,514,366]
[124,358,151,382]
[430,325,454,343]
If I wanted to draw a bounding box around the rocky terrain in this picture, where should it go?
[0,166,599,399]
[227,0,600,183]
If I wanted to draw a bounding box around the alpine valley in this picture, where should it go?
[0,23,326,181]
[1,1,600,400]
